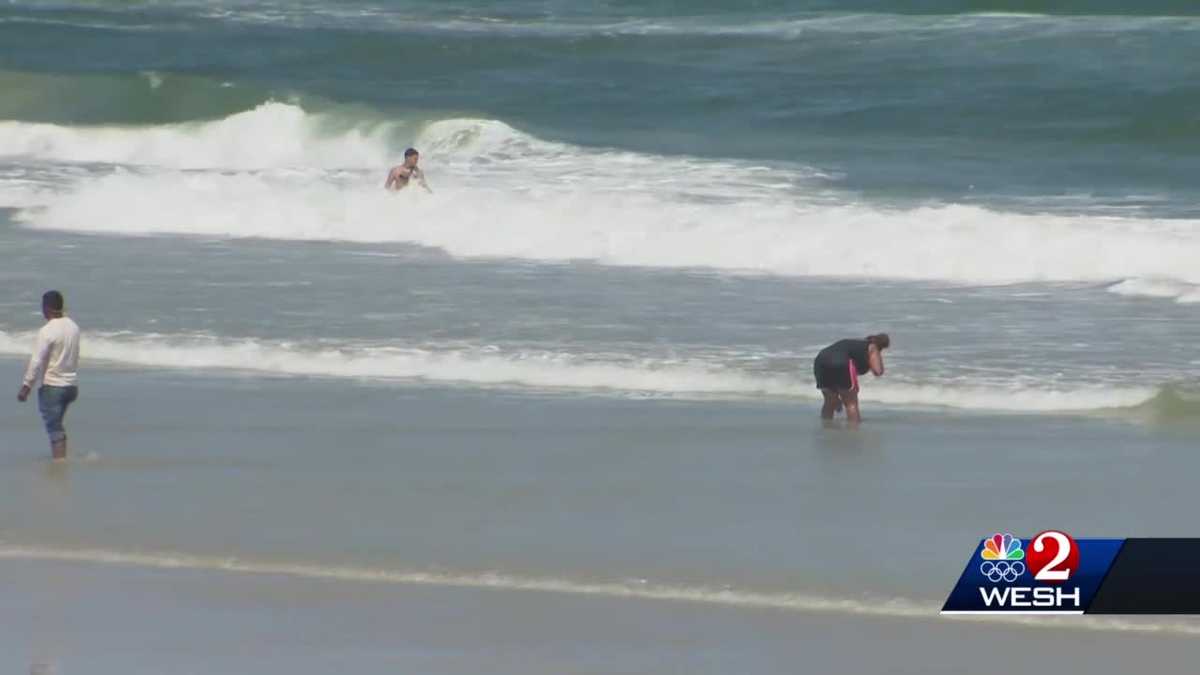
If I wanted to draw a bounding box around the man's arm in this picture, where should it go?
[18,329,51,401]
[416,168,432,194]
[384,167,402,191]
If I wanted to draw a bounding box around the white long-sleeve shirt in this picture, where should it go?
[23,317,81,388]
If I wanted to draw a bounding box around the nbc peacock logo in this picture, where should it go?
[979,533,1026,583]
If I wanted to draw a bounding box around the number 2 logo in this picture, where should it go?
[1028,530,1079,583]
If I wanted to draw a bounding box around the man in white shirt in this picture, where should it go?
[17,291,81,461]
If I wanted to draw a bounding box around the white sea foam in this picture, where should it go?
[7,104,1200,295]
[18,167,1200,289]
[0,101,400,169]
[1107,279,1200,304]
[1,543,1197,637]
[0,330,1158,411]
[184,4,1200,39]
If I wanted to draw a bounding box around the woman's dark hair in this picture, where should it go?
[866,333,890,350]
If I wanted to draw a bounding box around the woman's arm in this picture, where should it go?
[869,345,885,376]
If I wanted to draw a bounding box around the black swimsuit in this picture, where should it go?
[813,339,870,391]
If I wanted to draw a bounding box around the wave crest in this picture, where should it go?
[7,103,1200,294]
[0,101,405,169]
[0,330,1164,413]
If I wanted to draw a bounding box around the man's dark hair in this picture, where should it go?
[43,290,64,312]
[404,148,419,158]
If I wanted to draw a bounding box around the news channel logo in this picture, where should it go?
[978,532,1025,583]
[978,531,1080,584]
[942,530,1088,614]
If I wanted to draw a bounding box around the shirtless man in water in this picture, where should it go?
[385,148,432,193]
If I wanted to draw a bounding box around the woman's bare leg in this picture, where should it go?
[820,389,841,419]
[839,389,861,426]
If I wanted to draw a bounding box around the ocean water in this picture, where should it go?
[2,1,1200,673]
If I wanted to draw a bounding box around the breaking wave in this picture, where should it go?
[0,330,1166,413]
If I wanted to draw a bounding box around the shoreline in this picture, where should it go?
[6,558,1198,675]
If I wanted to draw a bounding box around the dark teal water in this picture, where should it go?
[4,1,1200,208]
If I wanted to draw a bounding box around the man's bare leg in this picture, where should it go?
[51,439,66,462]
